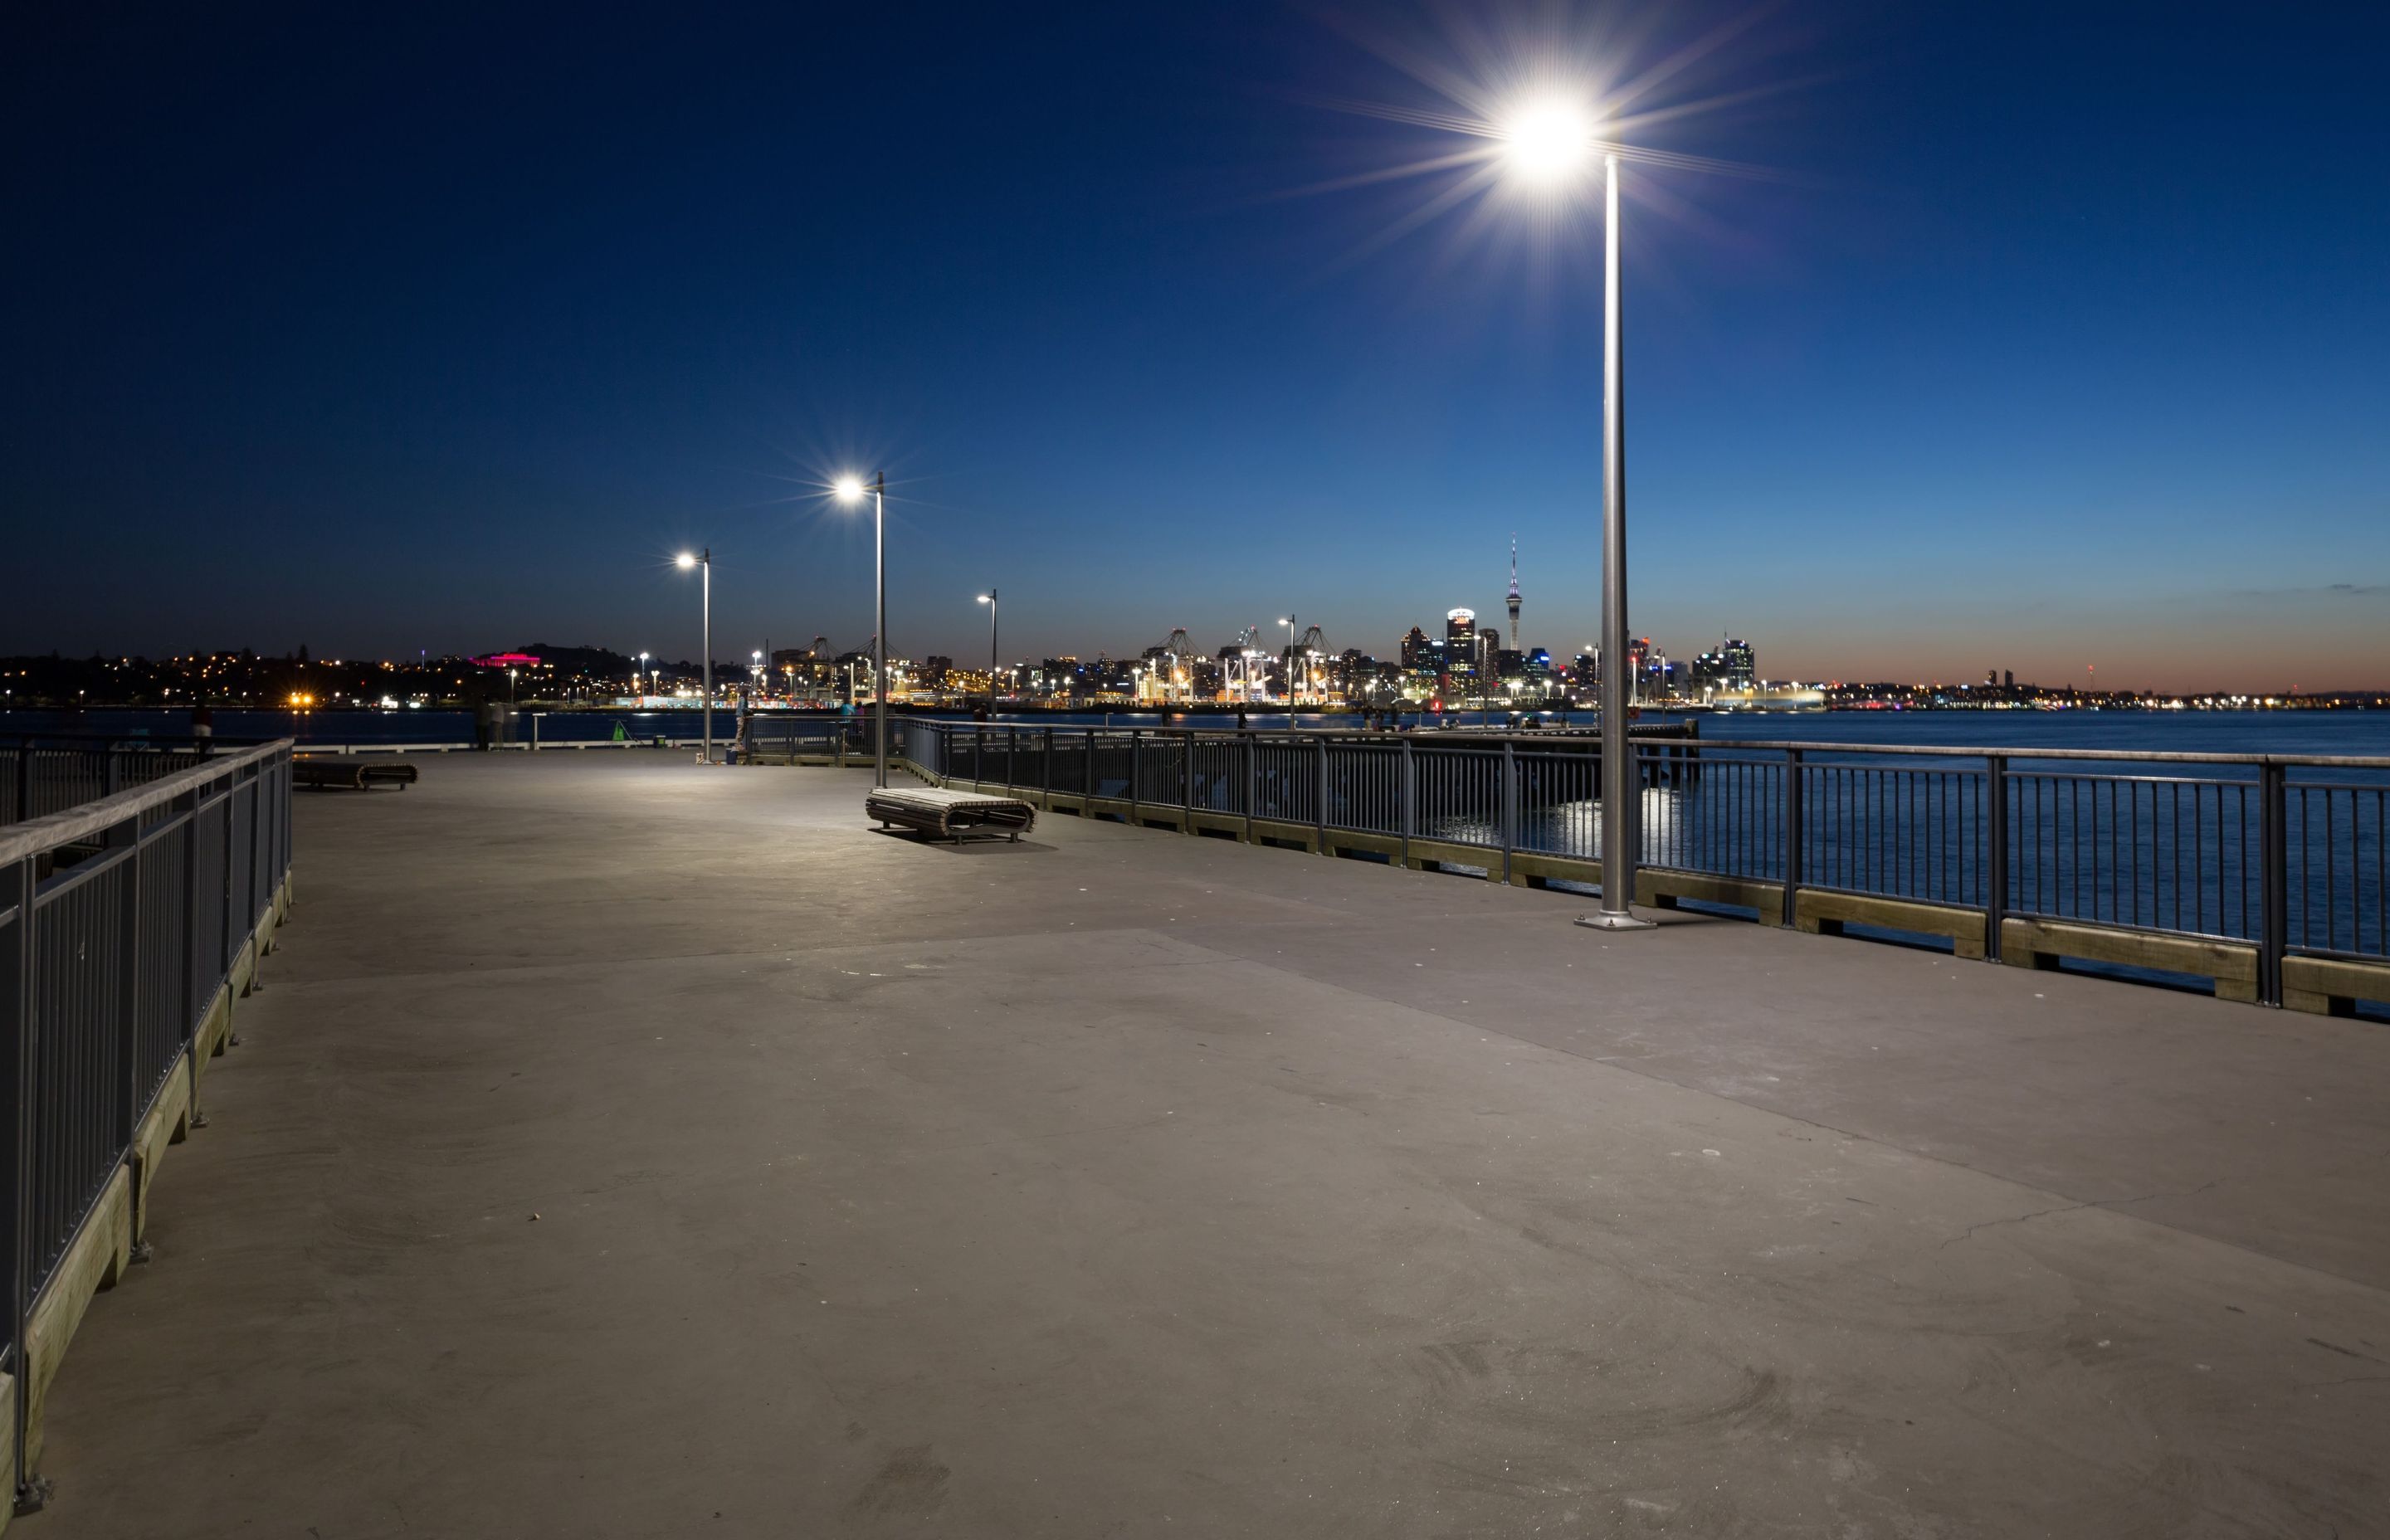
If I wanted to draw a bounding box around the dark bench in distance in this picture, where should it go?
[294,758,419,792]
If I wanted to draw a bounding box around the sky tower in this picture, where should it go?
[1507,536,1523,653]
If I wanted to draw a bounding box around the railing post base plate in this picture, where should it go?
[16,1474,55,1517]
[1574,909,1658,932]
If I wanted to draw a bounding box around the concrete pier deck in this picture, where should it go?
[40,753,2390,1537]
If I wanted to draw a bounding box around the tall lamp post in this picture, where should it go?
[676,548,713,764]
[835,474,888,787]
[976,589,998,711]
[1479,102,1653,930]
[1575,149,1653,929]
[1278,615,1298,709]
[637,651,650,700]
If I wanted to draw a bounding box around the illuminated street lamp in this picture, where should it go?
[1278,616,1299,708]
[1484,95,1651,928]
[676,549,713,764]
[833,474,888,787]
[637,651,650,699]
[976,589,998,711]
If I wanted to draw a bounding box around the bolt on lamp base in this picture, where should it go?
[1574,909,1658,932]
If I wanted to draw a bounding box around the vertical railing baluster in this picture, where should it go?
[1984,755,2007,959]
[2090,780,2106,924]
[1500,740,1515,884]
[110,814,141,1159]
[1780,749,1803,928]
[1243,733,1256,843]
[2295,785,2309,952]
[181,790,200,1044]
[2324,787,2337,952]
[2261,762,2286,1006]
[1315,737,1329,855]
[1920,772,1932,902]
[2171,782,2183,935]
[2064,778,2077,921]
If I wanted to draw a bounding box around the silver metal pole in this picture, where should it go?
[989,587,999,713]
[1582,154,1652,932]
[874,473,887,788]
[701,550,713,765]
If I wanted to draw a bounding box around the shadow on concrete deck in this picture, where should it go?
[41,752,2390,1538]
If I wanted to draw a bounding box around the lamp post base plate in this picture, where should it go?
[1575,909,1659,932]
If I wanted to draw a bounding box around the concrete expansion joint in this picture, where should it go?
[1938,1177,2225,1251]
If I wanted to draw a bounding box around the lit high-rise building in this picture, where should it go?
[1444,609,1478,692]
[1507,538,1523,656]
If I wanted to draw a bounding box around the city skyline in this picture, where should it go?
[7,529,2379,698]
[5,4,2388,693]
[13,612,2381,709]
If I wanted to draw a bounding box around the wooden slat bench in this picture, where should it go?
[865,786,1035,843]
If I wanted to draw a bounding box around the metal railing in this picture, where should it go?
[738,715,866,762]
[2,738,293,1502]
[890,719,2390,1001]
[2,737,231,827]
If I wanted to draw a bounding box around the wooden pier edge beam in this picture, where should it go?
[1248,816,1322,854]
[128,1063,193,1245]
[1638,869,1785,915]
[2000,916,2260,1002]
[1321,826,1402,861]
[5,863,295,1527]
[20,1166,134,1482]
[190,977,236,1092]
[1796,890,1988,961]
[2281,954,2390,1016]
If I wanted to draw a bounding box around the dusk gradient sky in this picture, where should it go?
[6,2,2387,692]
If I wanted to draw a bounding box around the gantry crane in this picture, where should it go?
[1288,625,1327,705]
[1222,625,1271,704]
[1137,628,1198,704]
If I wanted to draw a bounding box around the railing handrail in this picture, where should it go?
[894,716,2390,770]
[0,738,292,865]
[1646,738,2390,769]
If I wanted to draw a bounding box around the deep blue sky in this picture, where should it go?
[7,2,2386,690]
